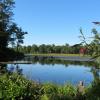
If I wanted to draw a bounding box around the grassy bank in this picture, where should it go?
[0,73,100,100]
[31,53,90,57]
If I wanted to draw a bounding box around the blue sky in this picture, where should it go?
[13,0,100,45]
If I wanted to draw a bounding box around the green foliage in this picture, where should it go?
[0,0,27,48]
[40,83,77,100]
[84,81,100,100]
[0,73,77,100]
[58,84,77,96]
[79,25,100,100]
[95,56,100,65]
[0,48,24,61]
[42,83,58,94]
[0,0,14,48]
[40,94,49,100]
[0,73,42,100]
[0,0,27,61]
[80,28,100,65]
[0,72,100,100]
[15,43,85,54]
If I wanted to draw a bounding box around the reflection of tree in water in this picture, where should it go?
[0,63,23,75]
[15,64,23,75]
[8,64,23,75]
[24,56,96,67]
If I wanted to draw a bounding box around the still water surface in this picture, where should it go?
[8,63,93,85]
[7,57,98,85]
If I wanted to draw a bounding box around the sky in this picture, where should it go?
[13,0,100,46]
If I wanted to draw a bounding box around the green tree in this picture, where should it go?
[31,44,39,53]
[39,44,46,53]
[9,23,27,50]
[0,0,27,61]
[80,25,100,64]
[0,0,14,48]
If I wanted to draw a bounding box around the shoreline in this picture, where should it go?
[0,54,94,64]
[25,54,94,62]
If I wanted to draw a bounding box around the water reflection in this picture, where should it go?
[24,56,96,67]
[7,64,23,75]
[0,56,99,86]
[6,56,100,85]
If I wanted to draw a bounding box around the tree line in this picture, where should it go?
[13,43,88,54]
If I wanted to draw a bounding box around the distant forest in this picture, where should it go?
[13,43,92,54]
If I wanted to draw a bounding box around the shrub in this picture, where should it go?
[0,73,42,100]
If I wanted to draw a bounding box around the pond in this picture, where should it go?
[7,56,100,86]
